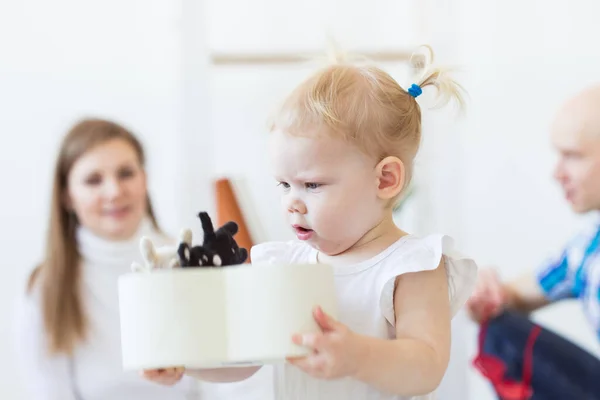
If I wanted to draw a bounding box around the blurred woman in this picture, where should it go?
[14,118,199,399]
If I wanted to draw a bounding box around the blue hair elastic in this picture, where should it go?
[407,83,422,98]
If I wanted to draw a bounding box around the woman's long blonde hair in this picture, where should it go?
[27,118,160,356]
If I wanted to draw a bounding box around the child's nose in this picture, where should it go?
[287,198,307,214]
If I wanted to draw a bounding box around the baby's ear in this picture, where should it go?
[375,156,405,201]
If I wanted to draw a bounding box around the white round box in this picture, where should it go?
[118,263,337,370]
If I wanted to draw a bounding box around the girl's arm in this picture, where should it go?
[142,366,261,385]
[354,259,451,396]
[185,366,261,382]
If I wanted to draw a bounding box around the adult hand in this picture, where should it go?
[466,267,507,323]
[140,367,185,386]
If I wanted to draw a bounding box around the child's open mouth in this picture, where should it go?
[293,225,314,240]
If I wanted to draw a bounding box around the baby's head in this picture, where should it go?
[267,46,464,255]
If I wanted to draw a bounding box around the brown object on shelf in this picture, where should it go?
[215,178,254,263]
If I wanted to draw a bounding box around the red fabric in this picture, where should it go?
[472,320,542,400]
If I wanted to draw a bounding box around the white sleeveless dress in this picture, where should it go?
[201,234,477,400]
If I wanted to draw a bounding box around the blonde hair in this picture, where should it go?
[268,45,465,188]
[27,118,161,356]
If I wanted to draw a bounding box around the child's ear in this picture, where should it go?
[375,156,405,200]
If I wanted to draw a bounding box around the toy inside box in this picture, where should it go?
[118,212,337,370]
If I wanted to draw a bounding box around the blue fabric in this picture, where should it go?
[536,218,600,338]
[483,311,600,399]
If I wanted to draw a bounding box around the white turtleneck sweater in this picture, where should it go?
[13,218,201,400]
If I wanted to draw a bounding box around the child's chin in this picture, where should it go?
[295,230,315,241]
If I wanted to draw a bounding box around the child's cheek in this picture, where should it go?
[315,199,335,230]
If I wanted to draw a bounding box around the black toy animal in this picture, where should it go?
[178,211,248,268]
[178,241,216,267]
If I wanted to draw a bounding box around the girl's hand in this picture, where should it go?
[140,367,185,386]
[287,306,367,380]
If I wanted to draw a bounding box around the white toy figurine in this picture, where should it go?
[130,228,192,272]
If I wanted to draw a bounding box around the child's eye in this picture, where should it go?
[277,182,290,189]
[305,182,321,190]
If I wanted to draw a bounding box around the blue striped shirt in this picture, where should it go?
[537,217,600,337]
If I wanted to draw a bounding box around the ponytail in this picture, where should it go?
[410,45,466,110]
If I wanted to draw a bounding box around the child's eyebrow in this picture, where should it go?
[291,169,325,179]
[274,167,333,183]
[293,175,332,184]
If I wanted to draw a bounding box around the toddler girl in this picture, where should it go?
[143,46,477,400]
